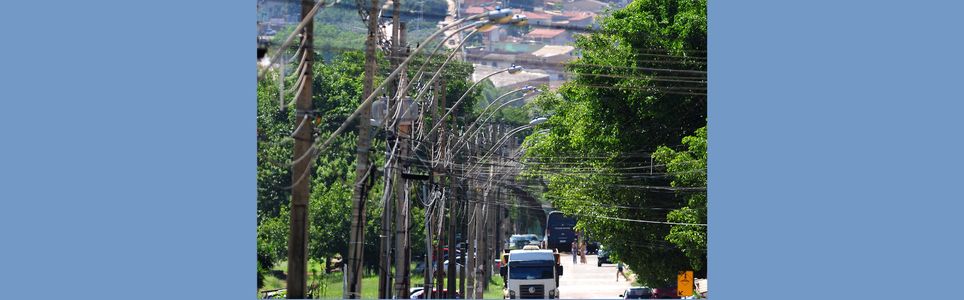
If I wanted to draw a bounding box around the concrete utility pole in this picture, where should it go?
[393,22,412,298]
[379,2,403,298]
[423,184,434,298]
[446,161,458,296]
[344,0,381,297]
[466,131,481,299]
[378,140,395,300]
[287,0,314,298]
[432,78,446,300]
[484,124,496,288]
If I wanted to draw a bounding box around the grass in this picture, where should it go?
[260,261,508,299]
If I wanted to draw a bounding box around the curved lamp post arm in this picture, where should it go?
[462,88,538,143]
[465,117,546,173]
[256,0,335,80]
[427,95,522,168]
[424,67,513,137]
[389,13,526,129]
[408,27,483,137]
[464,124,532,174]
[289,13,488,166]
[446,86,532,156]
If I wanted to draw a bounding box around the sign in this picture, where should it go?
[677,271,693,297]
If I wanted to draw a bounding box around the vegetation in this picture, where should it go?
[257,46,482,293]
[521,0,707,287]
[258,0,707,293]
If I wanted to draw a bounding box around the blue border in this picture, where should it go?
[1,0,963,299]
[711,1,964,299]
[0,0,252,298]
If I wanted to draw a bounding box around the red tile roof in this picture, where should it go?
[524,11,553,20]
[466,6,485,14]
[526,28,566,39]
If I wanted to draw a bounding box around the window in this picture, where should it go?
[509,266,554,280]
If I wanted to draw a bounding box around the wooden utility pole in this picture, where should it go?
[345,0,380,297]
[287,0,314,298]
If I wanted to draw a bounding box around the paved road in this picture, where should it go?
[559,253,633,299]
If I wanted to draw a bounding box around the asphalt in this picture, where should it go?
[558,254,634,299]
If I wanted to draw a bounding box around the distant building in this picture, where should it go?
[465,6,487,15]
[564,0,610,12]
[462,0,494,8]
[519,45,577,87]
[563,11,596,28]
[479,53,517,69]
[524,45,576,65]
[524,28,569,45]
[472,63,551,96]
[524,11,554,27]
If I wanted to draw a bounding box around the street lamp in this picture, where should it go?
[466,117,547,174]
[302,9,529,164]
[392,15,530,133]
[443,86,540,158]
[420,67,529,148]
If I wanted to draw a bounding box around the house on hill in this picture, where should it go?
[524,28,569,45]
[564,0,609,12]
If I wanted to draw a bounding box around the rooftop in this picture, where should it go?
[564,11,595,21]
[524,11,553,20]
[465,6,485,15]
[526,28,567,39]
[530,45,575,58]
[565,0,609,12]
[472,64,550,88]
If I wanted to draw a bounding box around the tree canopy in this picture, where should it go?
[521,0,707,286]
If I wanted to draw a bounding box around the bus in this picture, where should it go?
[544,211,577,252]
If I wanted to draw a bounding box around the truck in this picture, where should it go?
[544,211,576,252]
[500,247,563,299]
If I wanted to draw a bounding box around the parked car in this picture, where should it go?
[507,234,531,250]
[652,286,678,299]
[620,287,655,299]
[597,248,611,266]
[586,241,600,254]
[410,289,462,299]
[409,287,424,298]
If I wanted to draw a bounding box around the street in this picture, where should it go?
[559,253,634,299]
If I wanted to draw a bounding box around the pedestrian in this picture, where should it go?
[616,262,627,282]
[571,241,578,264]
[579,241,587,264]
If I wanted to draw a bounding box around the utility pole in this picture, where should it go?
[422,77,445,299]
[432,77,455,298]
[286,0,314,298]
[344,0,380,297]
[393,21,412,298]
[466,131,480,299]
[379,1,403,297]
[423,184,434,298]
[484,124,496,289]
[378,138,395,300]
[446,159,458,297]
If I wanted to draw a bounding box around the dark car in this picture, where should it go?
[597,249,611,266]
[586,241,600,254]
[652,286,678,299]
[410,289,462,299]
[620,287,655,299]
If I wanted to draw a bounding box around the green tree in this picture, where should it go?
[521,0,706,287]
[653,126,707,273]
[258,48,482,278]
